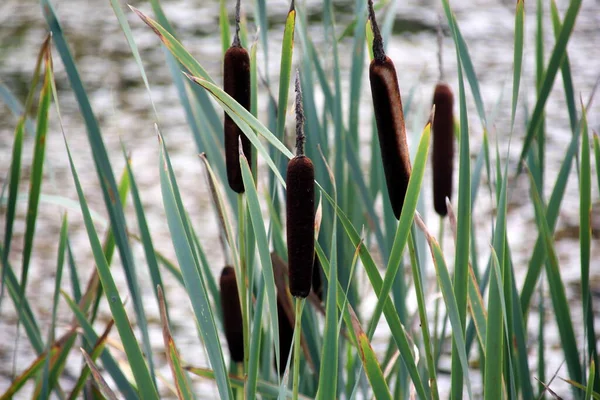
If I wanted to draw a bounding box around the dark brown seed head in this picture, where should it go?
[219,266,244,362]
[286,73,315,298]
[224,45,252,193]
[286,156,315,297]
[369,58,412,220]
[431,83,454,216]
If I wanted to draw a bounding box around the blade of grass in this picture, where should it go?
[40,214,68,400]
[580,106,600,391]
[18,45,51,316]
[240,153,281,378]
[365,123,431,340]
[415,214,473,399]
[63,134,159,399]
[219,0,232,56]
[520,116,581,314]
[62,292,138,399]
[43,0,156,378]
[517,0,582,168]
[160,136,233,400]
[158,286,193,400]
[68,319,115,400]
[80,348,119,400]
[526,165,582,387]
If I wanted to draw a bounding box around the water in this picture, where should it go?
[1,0,599,398]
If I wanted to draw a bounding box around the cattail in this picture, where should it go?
[368,0,411,220]
[223,0,252,193]
[219,266,244,363]
[286,72,315,298]
[312,255,323,301]
[432,83,454,216]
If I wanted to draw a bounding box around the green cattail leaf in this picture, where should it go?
[520,116,580,313]
[510,0,524,130]
[549,0,578,134]
[80,349,118,400]
[186,367,312,399]
[0,345,61,399]
[366,123,431,336]
[157,287,193,400]
[317,160,428,398]
[526,165,582,386]
[239,153,281,377]
[415,215,472,400]
[586,362,596,400]
[219,0,232,56]
[159,136,233,400]
[40,214,68,400]
[121,145,166,315]
[187,75,291,181]
[61,292,138,399]
[67,319,115,400]
[580,107,600,390]
[43,0,156,378]
[440,0,487,128]
[348,297,391,399]
[62,135,158,399]
[275,3,296,141]
[517,0,582,167]
[594,133,600,196]
[19,48,51,314]
[246,276,266,399]
[0,247,43,353]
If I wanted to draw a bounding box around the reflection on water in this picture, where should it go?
[1,0,599,398]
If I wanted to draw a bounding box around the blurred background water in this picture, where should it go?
[1,0,599,397]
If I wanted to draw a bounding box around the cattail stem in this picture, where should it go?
[237,193,250,374]
[437,15,444,82]
[292,297,304,400]
[295,71,305,156]
[367,0,385,63]
[233,0,241,47]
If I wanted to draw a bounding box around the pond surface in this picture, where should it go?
[1,0,599,398]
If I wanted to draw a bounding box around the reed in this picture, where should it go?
[223,0,252,193]
[367,0,411,220]
[219,266,244,363]
[286,73,315,299]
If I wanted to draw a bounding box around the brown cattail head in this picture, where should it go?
[432,83,454,216]
[219,266,244,362]
[286,73,315,298]
[368,0,411,220]
[223,1,251,193]
[369,59,412,220]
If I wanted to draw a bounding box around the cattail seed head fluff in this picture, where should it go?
[432,83,454,216]
[368,0,412,220]
[219,266,244,362]
[223,0,252,193]
[286,72,315,298]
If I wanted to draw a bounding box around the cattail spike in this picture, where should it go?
[224,24,252,193]
[219,266,244,362]
[432,83,455,217]
[295,71,305,157]
[233,0,242,47]
[368,0,386,63]
[276,294,294,375]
